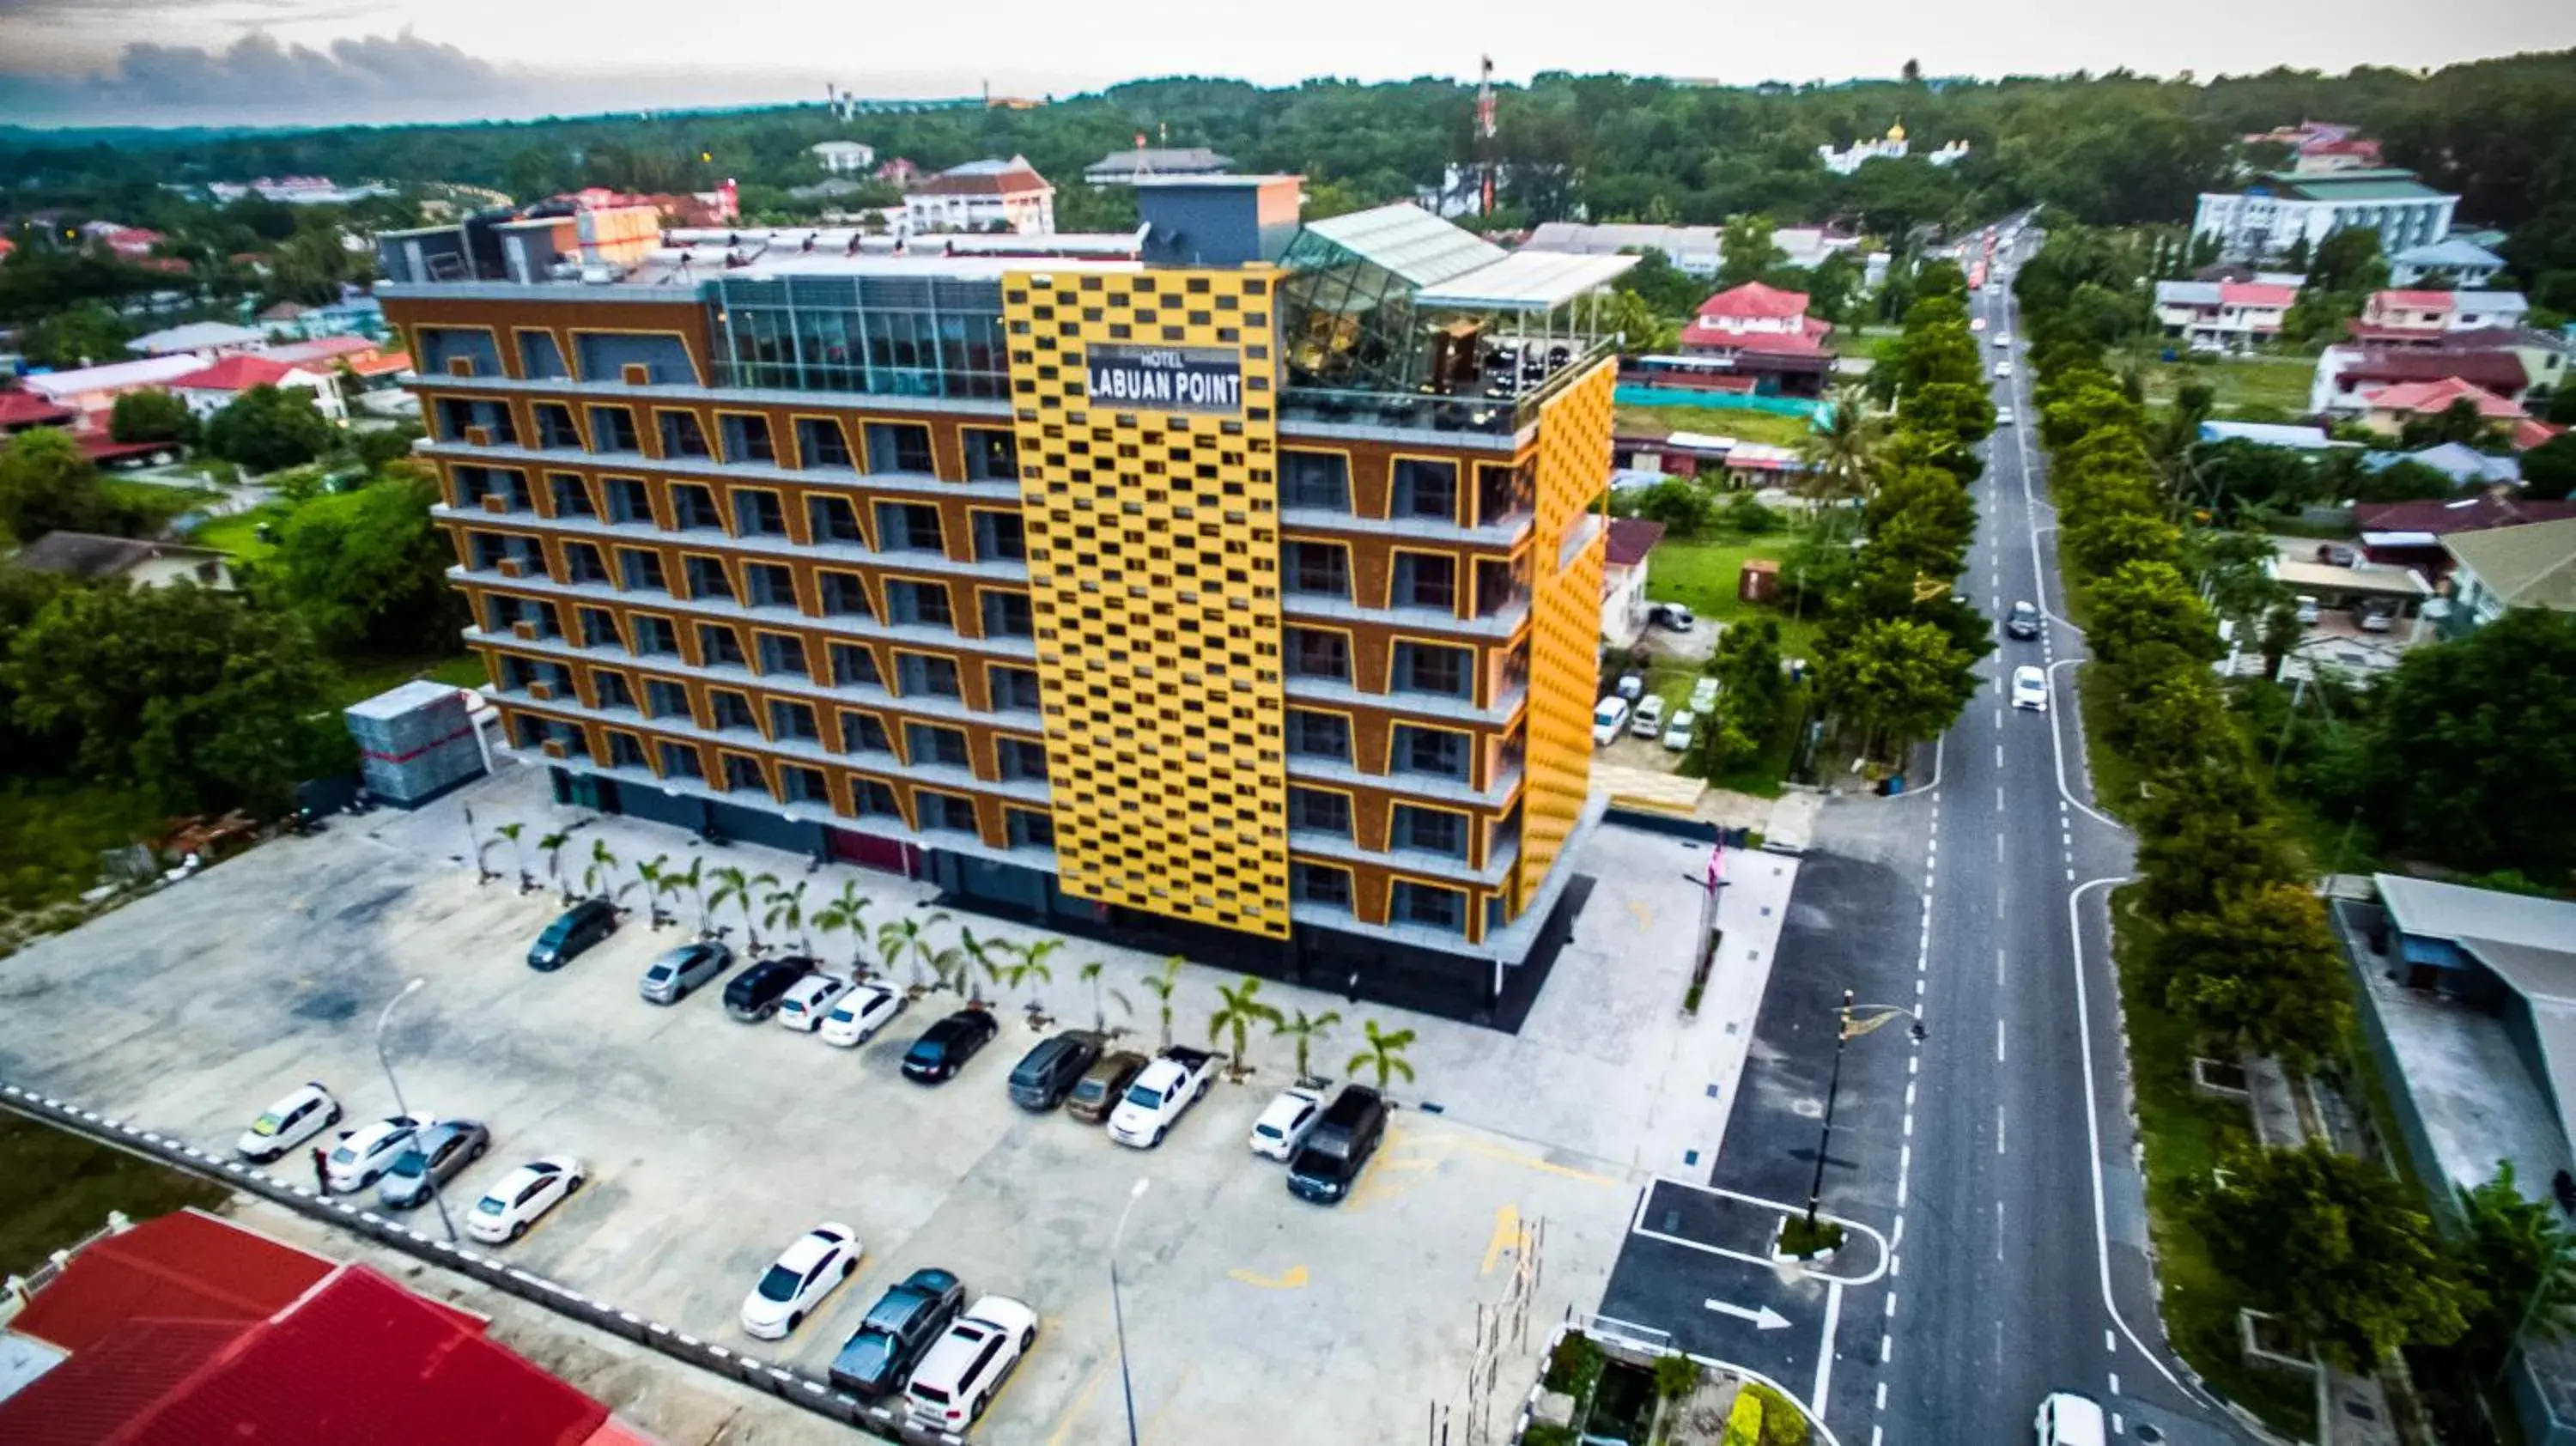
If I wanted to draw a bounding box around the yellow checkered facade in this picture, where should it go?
[1515,362,1615,914]
[1003,268,1293,938]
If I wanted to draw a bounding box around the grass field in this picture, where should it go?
[1640,531,1826,663]
[100,480,222,534]
[2139,351,2318,421]
[190,502,292,562]
[326,651,486,709]
[0,1114,228,1279]
[1613,404,1816,450]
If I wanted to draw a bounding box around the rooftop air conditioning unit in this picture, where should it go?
[580,264,623,284]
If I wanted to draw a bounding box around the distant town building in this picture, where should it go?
[1668,281,1836,398]
[125,320,268,361]
[2389,236,2507,288]
[2153,279,2299,353]
[12,532,235,591]
[1817,120,1969,177]
[2355,289,2531,339]
[162,352,349,422]
[79,222,167,260]
[811,140,878,174]
[1520,222,1859,278]
[208,175,395,205]
[1085,146,1234,186]
[2192,167,2459,263]
[903,155,1054,235]
[2240,121,2385,174]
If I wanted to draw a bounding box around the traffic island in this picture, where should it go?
[1513,1316,1814,1445]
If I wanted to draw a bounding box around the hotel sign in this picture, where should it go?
[1085,343,1242,415]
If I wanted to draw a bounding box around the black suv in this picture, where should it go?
[2004,601,2042,641]
[829,1267,966,1397]
[902,1010,1001,1084]
[528,898,617,971]
[723,957,817,1022]
[1287,1084,1388,1205]
[1006,1030,1105,1111]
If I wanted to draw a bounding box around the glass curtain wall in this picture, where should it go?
[713,275,1010,401]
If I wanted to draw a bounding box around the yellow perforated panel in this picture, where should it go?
[1002,269,1292,938]
[1514,361,1615,914]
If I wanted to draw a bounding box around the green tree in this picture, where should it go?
[1140,954,1185,1050]
[1814,615,1978,760]
[1717,214,1785,289]
[1603,289,1678,354]
[259,474,466,655]
[2453,1163,2576,1370]
[201,384,334,473]
[1206,975,1285,1079]
[2517,432,2576,501]
[1271,1008,1342,1085]
[1346,1018,1419,1091]
[2087,561,2223,668]
[812,882,873,975]
[2129,752,2300,917]
[2357,609,2576,872]
[4,582,339,812]
[2187,1141,2470,1368]
[763,878,811,955]
[0,427,118,543]
[23,304,131,369]
[536,829,574,901]
[1078,960,1133,1035]
[2155,880,2352,1066]
[1634,477,1713,537]
[108,388,197,446]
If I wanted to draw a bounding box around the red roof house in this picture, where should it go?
[1674,282,1836,396]
[1601,517,1669,641]
[0,388,77,435]
[2356,376,2528,436]
[0,1210,632,1446]
[2218,282,2298,309]
[162,355,301,393]
[1693,281,1811,322]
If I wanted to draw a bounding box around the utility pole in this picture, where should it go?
[1474,57,1498,217]
[1806,993,1926,1227]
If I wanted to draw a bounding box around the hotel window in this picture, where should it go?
[534,403,581,450]
[617,548,668,593]
[808,495,864,544]
[629,615,678,656]
[719,414,775,465]
[1392,725,1469,781]
[1391,805,1467,859]
[1476,461,1534,526]
[743,562,796,610]
[607,732,650,769]
[780,763,829,805]
[896,653,962,699]
[769,699,821,742]
[658,411,711,459]
[708,690,758,732]
[1285,541,1350,598]
[973,510,1026,562]
[563,542,609,585]
[721,754,765,792]
[980,591,1034,639]
[817,570,872,619]
[863,422,935,475]
[643,678,691,720]
[548,473,596,519]
[696,623,747,668]
[1279,452,1350,511]
[990,665,1045,712]
[829,642,881,688]
[1391,459,1457,521]
[683,555,735,604]
[1391,641,1470,698]
[1285,628,1349,682]
[841,710,892,756]
[733,489,787,537]
[588,406,641,453]
[1007,808,1055,849]
[1291,862,1353,911]
[1394,553,1456,611]
[875,501,945,554]
[670,483,722,531]
[602,476,652,525]
[796,417,852,469]
[884,580,953,629]
[917,791,981,835]
[1285,709,1351,762]
[962,428,1018,481]
[995,736,1050,784]
[906,722,970,769]
[518,331,568,380]
[755,632,809,677]
[592,671,635,710]
[852,777,901,817]
[1286,787,1352,839]
[577,606,622,649]
[1390,879,1467,933]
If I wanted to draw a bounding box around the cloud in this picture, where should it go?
[0,29,532,125]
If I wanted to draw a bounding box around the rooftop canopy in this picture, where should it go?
[1412,249,1638,313]
[1292,203,1504,289]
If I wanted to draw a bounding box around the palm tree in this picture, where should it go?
[1346,1018,1419,1092]
[812,883,873,977]
[1207,975,1285,1081]
[635,855,670,927]
[537,829,574,902]
[1797,383,1883,537]
[708,866,760,951]
[1272,1008,1343,1087]
[1139,955,1185,1051]
[1013,939,1065,1024]
[878,911,950,997]
[490,823,532,891]
[675,857,712,937]
[1078,962,1133,1036]
[957,929,1009,1009]
[581,838,622,902]
[763,880,813,957]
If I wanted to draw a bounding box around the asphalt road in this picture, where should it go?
[1600,222,2254,1446]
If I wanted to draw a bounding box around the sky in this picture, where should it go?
[0,0,2572,129]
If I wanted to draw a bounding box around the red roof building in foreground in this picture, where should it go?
[0,1209,639,1446]
[1671,281,1836,398]
[2355,376,2528,437]
[1692,280,1811,322]
[0,388,77,436]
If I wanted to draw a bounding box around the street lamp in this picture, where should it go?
[373,978,457,1244]
[1109,1177,1151,1446]
[1805,991,1928,1227]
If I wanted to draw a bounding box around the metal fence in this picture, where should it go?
[0,1079,962,1445]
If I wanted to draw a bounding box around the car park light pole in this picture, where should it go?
[1805,992,1927,1229]
[1109,1176,1151,1446]
[374,977,458,1243]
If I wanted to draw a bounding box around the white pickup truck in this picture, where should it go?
[1106,1046,1218,1149]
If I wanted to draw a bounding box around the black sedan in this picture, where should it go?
[723,957,818,1023]
[901,1010,1000,1084]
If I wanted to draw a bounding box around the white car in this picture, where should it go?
[2034,1391,2107,1446]
[1996,405,2015,426]
[1249,1086,1325,1161]
[1106,1047,1218,1149]
[1970,316,1987,331]
[905,1295,1039,1433]
[1592,697,1631,746]
[1994,360,2014,378]
[1631,695,1666,738]
[1662,709,1698,751]
[237,1082,341,1162]
[1613,674,1644,702]
[325,1115,428,1193]
[2011,665,2049,712]
[1992,333,2012,348]
[775,973,854,1033]
[817,982,907,1048]
[739,1223,862,1340]
[465,1156,586,1244]
[1688,677,1720,714]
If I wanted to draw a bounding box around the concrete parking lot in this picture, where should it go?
[0,759,1789,1442]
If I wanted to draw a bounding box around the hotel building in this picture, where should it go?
[375,178,1629,1024]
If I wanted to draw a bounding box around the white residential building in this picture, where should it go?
[2153,280,2299,353]
[2389,237,2506,288]
[901,156,1055,236]
[810,141,877,175]
[1817,120,1968,177]
[2191,170,2459,263]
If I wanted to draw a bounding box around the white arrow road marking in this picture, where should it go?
[1705,1297,1793,1331]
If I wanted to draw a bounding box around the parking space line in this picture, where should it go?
[1045,1351,1118,1446]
